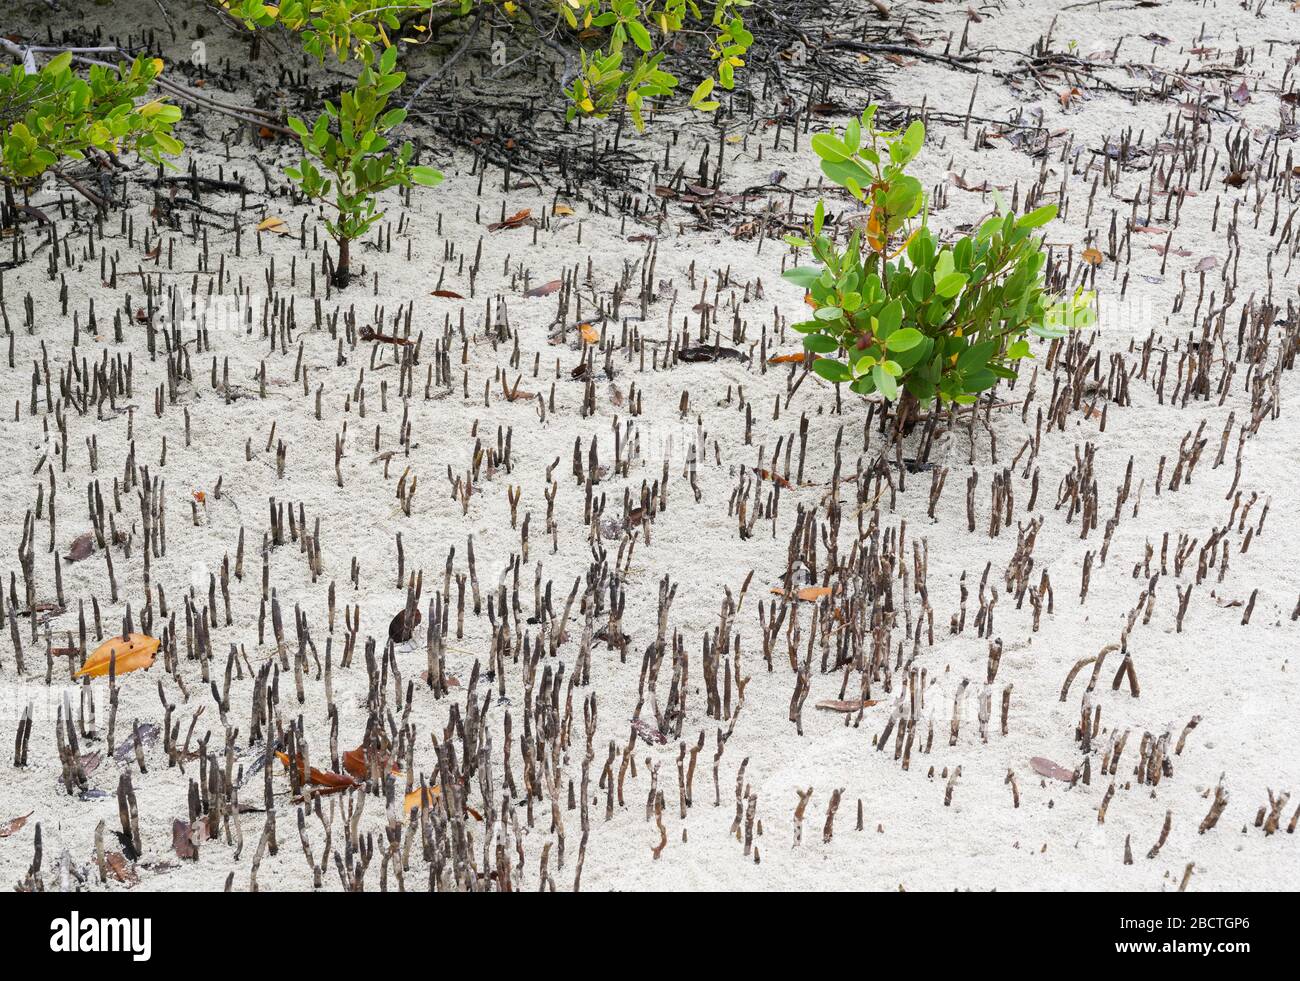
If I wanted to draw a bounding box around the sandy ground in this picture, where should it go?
[1,0,1298,892]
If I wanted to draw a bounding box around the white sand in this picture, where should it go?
[1,0,1298,892]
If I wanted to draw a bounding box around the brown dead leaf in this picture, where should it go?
[342,745,401,781]
[631,718,667,745]
[488,208,532,232]
[1081,247,1104,267]
[816,699,879,713]
[76,633,159,679]
[65,532,95,563]
[105,851,139,885]
[172,818,197,860]
[525,279,562,298]
[1030,756,1075,782]
[275,751,358,790]
[431,289,464,299]
[0,811,33,838]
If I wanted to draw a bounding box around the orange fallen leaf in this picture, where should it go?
[1081,247,1104,266]
[342,745,400,781]
[403,785,441,815]
[768,351,808,364]
[579,323,599,344]
[771,586,832,602]
[754,467,793,490]
[76,633,159,679]
[489,208,532,232]
[276,751,358,790]
[404,785,483,821]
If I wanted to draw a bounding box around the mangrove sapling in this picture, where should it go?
[285,44,443,288]
[783,105,1094,417]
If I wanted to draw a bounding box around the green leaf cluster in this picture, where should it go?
[1,52,182,188]
[221,0,435,65]
[557,0,753,130]
[783,105,1093,405]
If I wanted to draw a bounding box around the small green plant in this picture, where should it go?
[285,44,442,288]
[562,0,753,130]
[0,52,182,213]
[783,105,1093,408]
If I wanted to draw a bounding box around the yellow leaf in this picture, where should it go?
[404,785,483,821]
[553,204,575,216]
[257,216,290,235]
[403,785,441,815]
[76,633,160,679]
[580,323,599,344]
